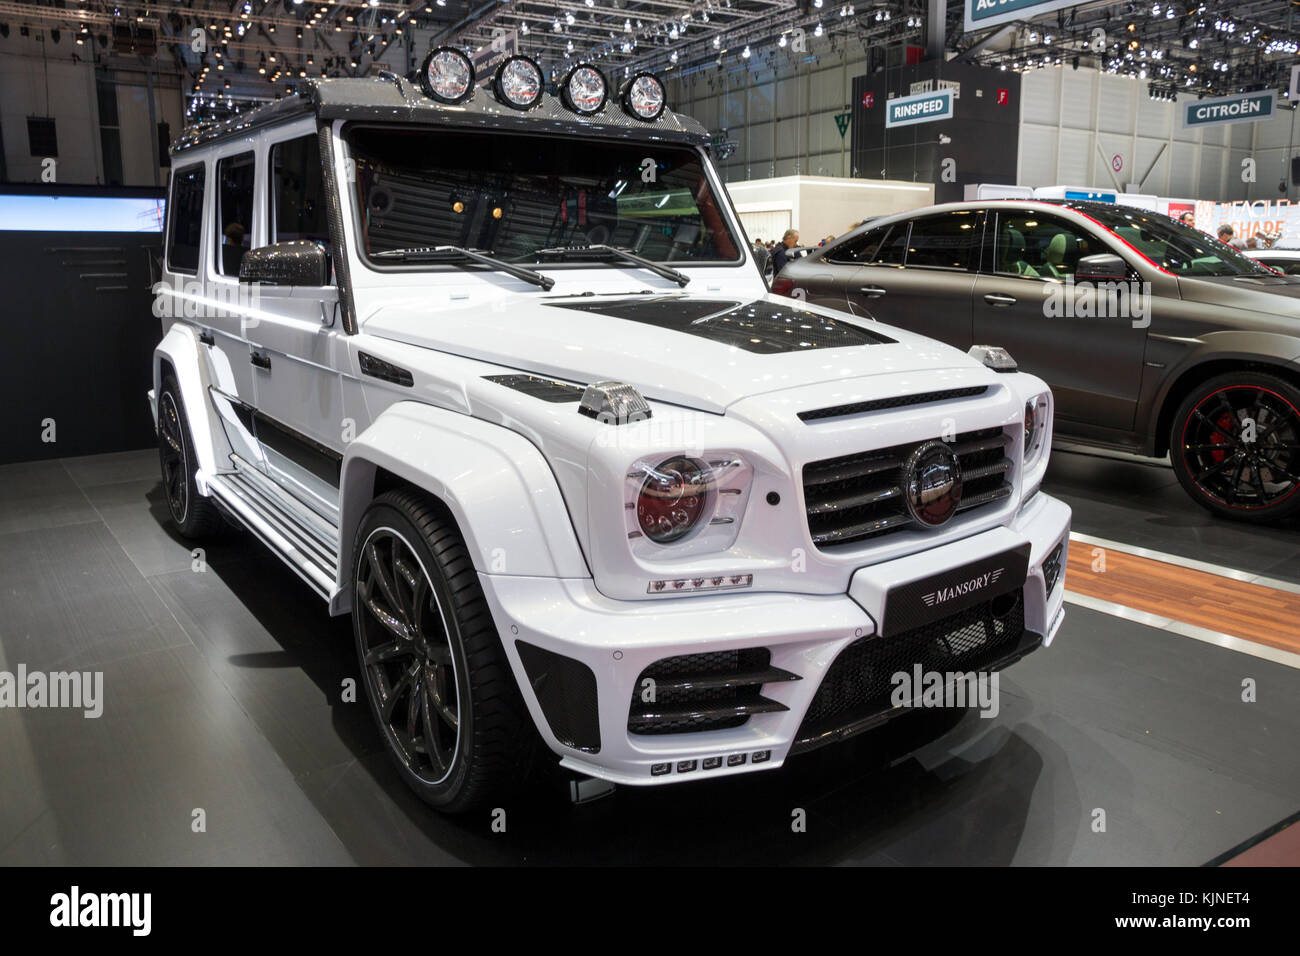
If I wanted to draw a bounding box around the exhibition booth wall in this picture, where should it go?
[0,188,163,465]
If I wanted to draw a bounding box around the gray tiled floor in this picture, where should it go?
[0,448,1297,865]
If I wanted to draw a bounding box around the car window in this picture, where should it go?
[993,213,1097,279]
[905,210,981,270]
[270,134,329,245]
[166,163,205,274]
[823,223,908,265]
[1253,257,1300,275]
[214,152,254,277]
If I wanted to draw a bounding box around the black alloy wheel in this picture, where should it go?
[1171,371,1300,522]
[157,374,222,538]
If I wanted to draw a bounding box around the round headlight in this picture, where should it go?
[493,55,543,110]
[419,47,474,104]
[622,72,666,121]
[637,457,709,544]
[562,63,608,115]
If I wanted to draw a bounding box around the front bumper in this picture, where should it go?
[481,492,1070,786]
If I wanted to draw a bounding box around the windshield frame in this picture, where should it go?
[340,122,749,277]
[1050,200,1276,278]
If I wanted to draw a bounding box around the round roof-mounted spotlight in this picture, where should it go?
[494,55,543,110]
[561,63,608,115]
[419,46,474,104]
[622,72,666,121]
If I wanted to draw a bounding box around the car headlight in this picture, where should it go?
[636,456,710,544]
[1023,393,1051,467]
[621,72,666,120]
[493,55,543,110]
[561,63,608,114]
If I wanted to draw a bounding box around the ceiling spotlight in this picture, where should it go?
[742,45,751,58]
[778,34,787,48]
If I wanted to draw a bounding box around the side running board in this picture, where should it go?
[205,464,339,601]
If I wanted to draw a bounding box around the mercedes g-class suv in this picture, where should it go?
[151,50,1070,811]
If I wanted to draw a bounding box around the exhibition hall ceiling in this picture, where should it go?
[0,1,1295,115]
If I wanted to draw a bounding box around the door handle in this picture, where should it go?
[983,293,1017,307]
[250,351,271,371]
[858,285,887,298]
[199,330,215,347]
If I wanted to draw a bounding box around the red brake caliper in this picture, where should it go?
[1209,412,1234,464]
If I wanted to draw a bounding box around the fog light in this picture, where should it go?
[419,46,474,104]
[562,63,608,114]
[622,71,666,120]
[493,54,542,110]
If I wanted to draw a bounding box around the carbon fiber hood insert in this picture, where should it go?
[544,297,896,354]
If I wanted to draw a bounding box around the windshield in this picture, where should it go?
[346,126,742,268]
[1060,202,1275,278]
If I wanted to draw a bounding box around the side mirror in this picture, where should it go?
[1075,252,1130,282]
[239,240,331,286]
[752,245,773,285]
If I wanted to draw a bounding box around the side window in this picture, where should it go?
[994,213,1097,279]
[270,134,330,246]
[166,164,205,274]
[215,152,255,277]
[904,210,981,270]
[826,223,907,265]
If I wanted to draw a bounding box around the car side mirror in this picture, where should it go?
[239,240,331,287]
[1075,253,1130,282]
[752,245,773,285]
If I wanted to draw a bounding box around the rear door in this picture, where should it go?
[859,209,982,347]
[972,210,1148,431]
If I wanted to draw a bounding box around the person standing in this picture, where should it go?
[772,228,800,274]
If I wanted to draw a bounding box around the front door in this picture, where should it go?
[972,211,1148,432]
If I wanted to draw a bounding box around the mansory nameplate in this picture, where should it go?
[151,71,1069,811]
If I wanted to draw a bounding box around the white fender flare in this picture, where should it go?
[333,401,591,614]
[154,323,223,490]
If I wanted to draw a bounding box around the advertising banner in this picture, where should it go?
[885,88,955,128]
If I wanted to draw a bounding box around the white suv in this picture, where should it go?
[150,52,1071,811]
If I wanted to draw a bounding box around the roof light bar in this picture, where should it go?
[419,46,474,104]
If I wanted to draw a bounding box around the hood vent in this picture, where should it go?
[483,373,584,402]
[799,386,989,423]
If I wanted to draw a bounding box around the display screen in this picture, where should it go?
[0,194,164,232]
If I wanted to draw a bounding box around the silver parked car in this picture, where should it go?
[777,200,1300,522]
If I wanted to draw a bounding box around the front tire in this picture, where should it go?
[157,374,223,538]
[351,490,538,812]
[1170,371,1300,522]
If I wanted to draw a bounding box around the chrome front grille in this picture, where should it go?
[802,426,1013,549]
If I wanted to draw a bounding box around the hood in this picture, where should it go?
[1179,274,1300,318]
[362,293,984,413]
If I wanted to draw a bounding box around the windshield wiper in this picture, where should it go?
[373,246,555,290]
[532,244,690,287]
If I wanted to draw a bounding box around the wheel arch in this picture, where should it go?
[1149,350,1300,459]
[332,401,591,615]
[154,323,222,482]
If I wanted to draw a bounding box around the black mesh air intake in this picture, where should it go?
[802,426,1013,549]
[792,589,1038,753]
[627,648,798,735]
[515,641,601,753]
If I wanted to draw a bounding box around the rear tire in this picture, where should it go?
[157,374,223,539]
[1169,370,1300,522]
[351,490,540,813]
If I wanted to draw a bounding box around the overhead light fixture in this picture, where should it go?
[419,46,475,104]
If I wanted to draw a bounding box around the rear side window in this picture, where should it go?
[826,223,907,265]
[215,152,255,277]
[270,134,329,244]
[905,211,981,270]
[166,164,205,274]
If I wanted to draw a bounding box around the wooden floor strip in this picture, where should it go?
[1065,546,1300,655]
